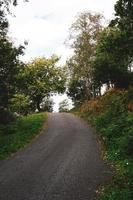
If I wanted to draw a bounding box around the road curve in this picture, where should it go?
[0,113,111,200]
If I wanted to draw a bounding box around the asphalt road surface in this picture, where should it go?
[0,113,112,200]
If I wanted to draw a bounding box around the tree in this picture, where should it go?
[0,2,8,36]
[92,0,133,89]
[67,12,103,102]
[0,36,24,123]
[93,27,133,88]
[67,78,87,105]
[1,0,28,8]
[111,0,133,34]
[0,0,27,124]
[10,93,30,115]
[66,57,88,104]
[20,56,66,112]
[59,99,70,112]
[0,0,28,35]
[41,96,54,112]
[110,0,133,59]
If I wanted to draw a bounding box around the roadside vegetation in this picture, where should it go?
[0,1,65,158]
[67,0,133,199]
[73,88,133,200]
[0,113,47,159]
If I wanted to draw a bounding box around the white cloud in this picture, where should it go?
[8,0,117,111]
[9,0,117,62]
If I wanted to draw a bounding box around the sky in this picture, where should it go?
[8,0,117,112]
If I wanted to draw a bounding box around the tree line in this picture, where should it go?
[0,0,66,124]
[0,0,133,123]
[66,0,133,106]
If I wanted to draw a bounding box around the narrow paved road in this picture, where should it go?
[0,113,111,200]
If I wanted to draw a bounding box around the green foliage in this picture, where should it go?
[59,99,70,112]
[67,12,103,103]
[76,90,133,200]
[10,93,30,115]
[111,0,133,57]
[67,77,87,104]
[0,0,65,122]
[0,113,47,159]
[20,56,66,112]
[93,27,133,88]
[0,37,24,105]
[0,0,26,124]
[0,36,24,123]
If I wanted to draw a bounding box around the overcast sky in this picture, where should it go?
[8,0,117,112]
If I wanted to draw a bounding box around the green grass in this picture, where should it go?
[0,112,47,159]
[80,111,133,200]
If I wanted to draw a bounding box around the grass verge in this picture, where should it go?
[0,112,47,159]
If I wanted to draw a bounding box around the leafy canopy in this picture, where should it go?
[20,56,66,111]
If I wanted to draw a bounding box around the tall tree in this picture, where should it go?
[0,36,24,123]
[0,2,8,36]
[67,12,103,103]
[66,56,89,103]
[0,0,26,123]
[110,0,133,59]
[93,27,133,88]
[92,0,133,90]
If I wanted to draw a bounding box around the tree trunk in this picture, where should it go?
[36,100,42,112]
[99,86,101,96]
